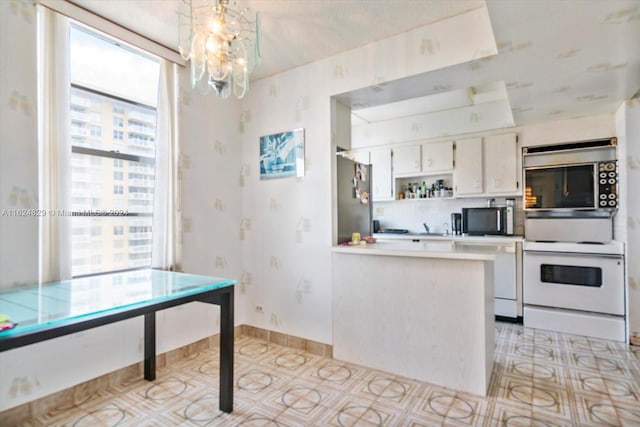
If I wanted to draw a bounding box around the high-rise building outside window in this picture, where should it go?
[69,25,159,277]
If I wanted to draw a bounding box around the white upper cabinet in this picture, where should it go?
[484,133,519,194]
[370,148,394,201]
[453,137,483,196]
[357,133,519,201]
[421,140,453,173]
[392,145,421,176]
[392,141,453,178]
[454,133,520,198]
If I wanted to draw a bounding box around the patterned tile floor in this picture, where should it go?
[16,322,640,426]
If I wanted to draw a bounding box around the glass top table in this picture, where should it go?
[0,269,236,413]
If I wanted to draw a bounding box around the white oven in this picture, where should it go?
[523,241,626,341]
[522,138,626,341]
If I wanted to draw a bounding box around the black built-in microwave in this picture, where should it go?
[523,138,618,212]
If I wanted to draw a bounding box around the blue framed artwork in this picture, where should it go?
[259,128,305,180]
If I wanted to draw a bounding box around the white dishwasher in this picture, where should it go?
[455,241,518,318]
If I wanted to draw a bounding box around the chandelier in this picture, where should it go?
[178,0,260,99]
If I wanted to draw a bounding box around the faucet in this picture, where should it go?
[423,223,430,233]
[442,222,449,235]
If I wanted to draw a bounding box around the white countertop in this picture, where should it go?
[332,240,497,261]
[373,233,523,244]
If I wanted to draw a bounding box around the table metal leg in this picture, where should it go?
[219,289,234,413]
[144,312,156,381]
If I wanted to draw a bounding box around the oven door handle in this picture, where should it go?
[524,250,623,260]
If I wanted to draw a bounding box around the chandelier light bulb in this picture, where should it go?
[210,19,223,34]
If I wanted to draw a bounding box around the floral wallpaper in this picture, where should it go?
[0,0,39,290]
[624,99,640,341]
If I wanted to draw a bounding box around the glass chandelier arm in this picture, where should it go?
[233,65,248,99]
[178,0,195,61]
[254,11,261,67]
[191,60,209,94]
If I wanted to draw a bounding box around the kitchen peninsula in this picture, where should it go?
[332,241,496,396]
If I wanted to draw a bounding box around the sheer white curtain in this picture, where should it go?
[152,60,182,271]
[38,6,72,283]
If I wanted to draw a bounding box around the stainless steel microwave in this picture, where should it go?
[462,207,514,236]
[523,138,618,212]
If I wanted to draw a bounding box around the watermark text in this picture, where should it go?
[1,209,129,217]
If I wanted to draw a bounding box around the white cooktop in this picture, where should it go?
[523,240,624,255]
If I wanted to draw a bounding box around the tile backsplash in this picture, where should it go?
[373,196,525,236]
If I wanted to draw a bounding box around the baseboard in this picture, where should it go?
[240,324,333,358]
[495,315,523,324]
[0,325,332,424]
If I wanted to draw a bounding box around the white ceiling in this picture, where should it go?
[351,81,510,124]
[70,0,485,80]
[71,0,640,127]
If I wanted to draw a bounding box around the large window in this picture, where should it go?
[69,25,160,277]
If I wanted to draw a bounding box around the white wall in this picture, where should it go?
[0,0,39,290]
[237,6,498,345]
[618,99,640,340]
[176,65,246,328]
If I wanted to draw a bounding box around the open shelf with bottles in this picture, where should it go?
[395,174,454,201]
